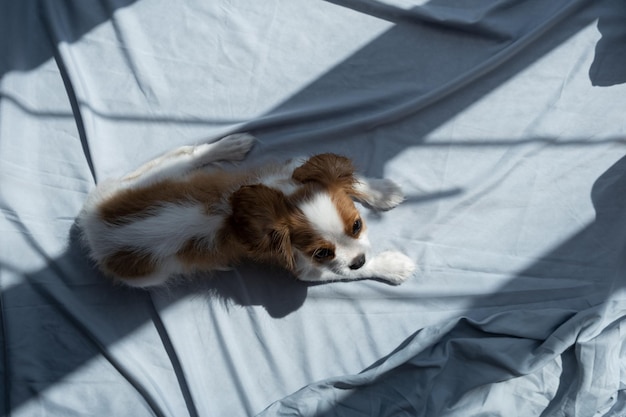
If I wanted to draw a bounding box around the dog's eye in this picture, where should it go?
[313,248,334,260]
[352,218,362,235]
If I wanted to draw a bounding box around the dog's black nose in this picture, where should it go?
[349,254,366,270]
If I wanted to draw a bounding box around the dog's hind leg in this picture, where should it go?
[195,132,256,165]
[121,133,255,187]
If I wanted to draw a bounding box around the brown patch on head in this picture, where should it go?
[290,230,337,266]
[331,189,365,238]
[98,171,248,225]
[103,247,156,278]
[292,154,357,194]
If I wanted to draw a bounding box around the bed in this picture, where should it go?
[2,0,626,416]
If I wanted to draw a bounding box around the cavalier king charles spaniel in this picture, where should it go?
[78,133,415,287]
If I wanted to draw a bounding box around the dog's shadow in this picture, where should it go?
[66,224,308,319]
[181,264,309,318]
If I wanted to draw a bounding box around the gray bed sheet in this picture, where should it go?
[2,0,626,416]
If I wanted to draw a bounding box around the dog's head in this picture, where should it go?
[230,154,369,277]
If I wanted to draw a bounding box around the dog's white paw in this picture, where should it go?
[358,178,405,211]
[368,251,415,284]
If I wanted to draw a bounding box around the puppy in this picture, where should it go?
[77,133,415,287]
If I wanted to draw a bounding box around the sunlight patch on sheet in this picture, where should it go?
[426,20,624,144]
[73,0,394,123]
[389,143,601,284]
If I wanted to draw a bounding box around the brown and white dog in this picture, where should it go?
[77,133,415,287]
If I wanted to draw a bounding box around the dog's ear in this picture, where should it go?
[230,184,296,271]
[292,153,357,194]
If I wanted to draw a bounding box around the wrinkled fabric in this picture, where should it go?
[1,0,626,416]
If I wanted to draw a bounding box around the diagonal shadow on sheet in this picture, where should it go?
[2,0,625,415]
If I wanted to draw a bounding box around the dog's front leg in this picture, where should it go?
[360,251,415,284]
[297,251,415,285]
